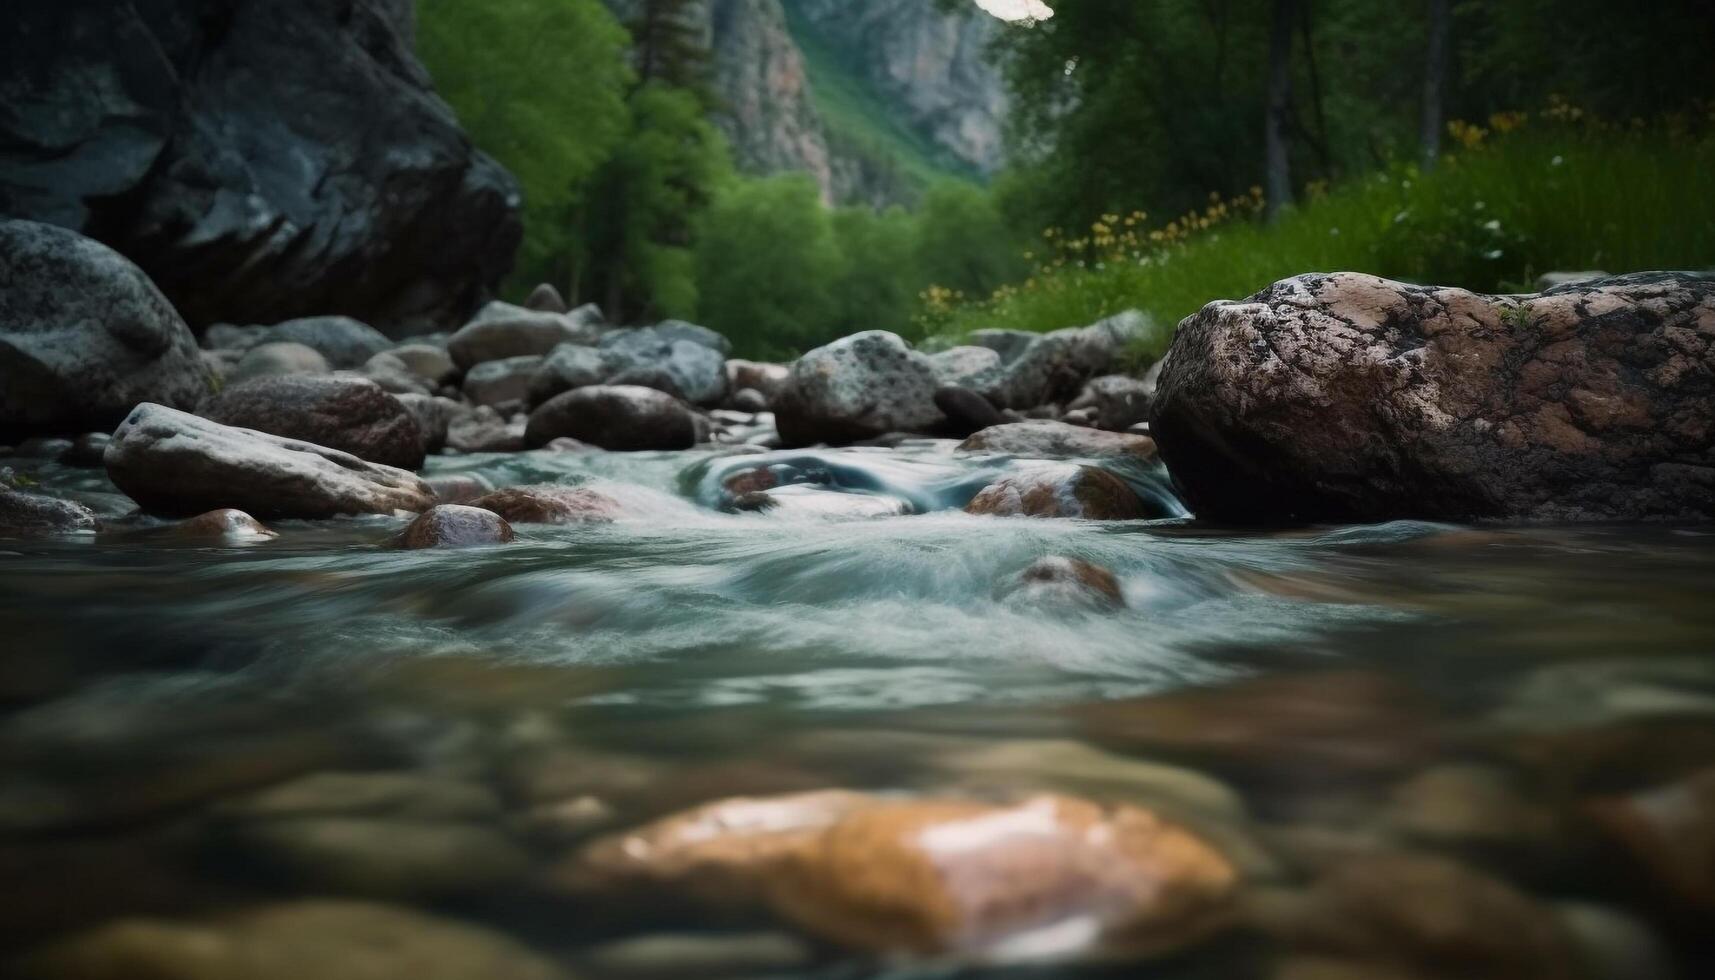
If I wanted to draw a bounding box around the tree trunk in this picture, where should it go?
[1420,0,1451,170]
[1264,0,1296,221]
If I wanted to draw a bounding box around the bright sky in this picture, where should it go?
[973,0,1054,23]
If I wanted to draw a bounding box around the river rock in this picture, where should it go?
[0,489,98,537]
[1001,556,1125,611]
[469,485,621,524]
[524,283,569,314]
[203,324,269,352]
[388,343,457,386]
[526,386,697,451]
[958,420,1158,464]
[0,0,520,335]
[599,326,729,406]
[217,815,528,899]
[1068,374,1153,430]
[422,473,495,506]
[445,405,526,453]
[935,386,1007,435]
[1151,272,1715,523]
[11,900,563,980]
[200,376,424,470]
[529,343,613,406]
[355,352,432,397]
[0,220,210,438]
[395,394,459,455]
[227,342,331,386]
[397,505,514,549]
[1252,854,1577,979]
[726,359,791,404]
[973,312,1152,409]
[169,508,277,540]
[774,331,945,446]
[734,487,915,519]
[965,464,1150,519]
[262,317,392,369]
[462,355,543,409]
[771,794,1237,960]
[1586,766,1715,915]
[930,345,1008,394]
[63,432,111,468]
[105,403,434,518]
[449,302,601,369]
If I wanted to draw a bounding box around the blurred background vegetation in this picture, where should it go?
[418,0,1715,361]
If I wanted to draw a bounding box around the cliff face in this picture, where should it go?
[789,0,1008,177]
[700,0,1010,204]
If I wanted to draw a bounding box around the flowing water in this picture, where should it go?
[3,440,1714,978]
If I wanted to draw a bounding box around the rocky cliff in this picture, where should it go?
[0,0,520,336]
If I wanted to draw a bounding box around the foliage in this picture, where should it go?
[416,0,633,290]
[925,115,1715,363]
[693,174,843,359]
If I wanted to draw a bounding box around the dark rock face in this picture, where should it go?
[397,505,515,550]
[0,489,98,537]
[105,403,434,518]
[200,376,424,471]
[1152,272,1715,523]
[0,0,521,335]
[525,386,697,452]
[0,220,210,439]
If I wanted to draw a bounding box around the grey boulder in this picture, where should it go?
[0,219,210,438]
[599,326,729,407]
[774,331,945,446]
[448,302,602,369]
[105,403,434,518]
[200,375,424,470]
[262,317,392,369]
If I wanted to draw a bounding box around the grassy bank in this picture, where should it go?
[920,116,1715,364]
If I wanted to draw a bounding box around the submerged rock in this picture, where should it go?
[469,485,621,525]
[774,331,945,446]
[200,375,424,470]
[1002,556,1126,611]
[958,419,1158,464]
[0,489,98,537]
[105,403,434,518]
[11,900,564,980]
[0,0,521,334]
[397,505,515,549]
[526,386,697,451]
[1152,272,1715,523]
[0,220,210,438]
[169,508,277,540]
[965,464,1151,519]
[449,302,601,369]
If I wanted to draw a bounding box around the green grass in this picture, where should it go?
[926,126,1715,364]
[781,4,977,198]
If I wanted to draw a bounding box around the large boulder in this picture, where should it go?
[448,302,602,369]
[200,376,424,470]
[1151,272,1715,523]
[774,331,945,446]
[599,326,729,407]
[105,403,434,518]
[0,0,520,335]
[525,386,697,451]
[0,220,210,438]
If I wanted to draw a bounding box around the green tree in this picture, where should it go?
[828,205,920,338]
[417,0,634,291]
[912,181,1027,299]
[625,0,715,101]
[693,174,843,358]
[575,85,732,322]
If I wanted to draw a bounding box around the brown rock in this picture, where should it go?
[1152,272,1715,522]
[170,509,276,540]
[397,505,514,549]
[772,794,1237,960]
[422,473,495,506]
[469,485,621,525]
[1586,766,1715,915]
[1002,556,1125,611]
[200,375,424,470]
[1251,854,1577,980]
[965,464,1150,519]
